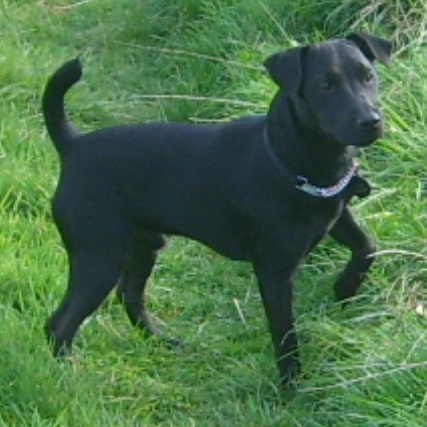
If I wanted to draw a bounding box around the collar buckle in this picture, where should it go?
[295,176,308,189]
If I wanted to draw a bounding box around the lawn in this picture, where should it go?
[1,0,427,426]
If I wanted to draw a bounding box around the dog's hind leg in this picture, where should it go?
[116,231,182,346]
[45,243,127,356]
[329,207,376,301]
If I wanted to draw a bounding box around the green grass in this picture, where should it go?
[1,0,427,425]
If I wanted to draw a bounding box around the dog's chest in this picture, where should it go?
[300,197,346,236]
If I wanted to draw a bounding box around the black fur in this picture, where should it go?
[42,32,391,385]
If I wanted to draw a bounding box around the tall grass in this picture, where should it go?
[281,0,427,50]
[1,0,427,425]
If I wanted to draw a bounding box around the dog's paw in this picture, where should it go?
[162,335,185,348]
[278,355,302,389]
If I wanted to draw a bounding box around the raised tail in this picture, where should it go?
[42,58,82,157]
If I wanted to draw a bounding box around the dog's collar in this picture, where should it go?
[263,127,359,198]
[295,162,359,198]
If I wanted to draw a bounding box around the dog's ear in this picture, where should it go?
[346,32,392,66]
[263,46,306,93]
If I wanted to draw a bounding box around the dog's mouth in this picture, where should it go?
[332,120,384,148]
[317,110,384,148]
[353,122,384,147]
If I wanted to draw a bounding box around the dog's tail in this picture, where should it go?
[42,58,82,157]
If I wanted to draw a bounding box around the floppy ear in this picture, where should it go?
[346,32,392,66]
[263,46,306,93]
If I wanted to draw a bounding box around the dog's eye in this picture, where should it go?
[363,71,374,84]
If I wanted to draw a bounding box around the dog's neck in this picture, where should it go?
[267,93,358,188]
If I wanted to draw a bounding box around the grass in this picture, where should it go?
[1,0,427,425]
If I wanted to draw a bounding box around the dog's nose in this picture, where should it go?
[358,112,381,130]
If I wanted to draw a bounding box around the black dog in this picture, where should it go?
[42,32,391,385]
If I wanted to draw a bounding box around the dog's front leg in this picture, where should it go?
[329,207,376,301]
[253,249,305,386]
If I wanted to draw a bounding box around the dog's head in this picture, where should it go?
[264,32,392,147]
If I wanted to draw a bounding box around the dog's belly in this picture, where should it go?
[138,212,252,262]
[181,230,251,261]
